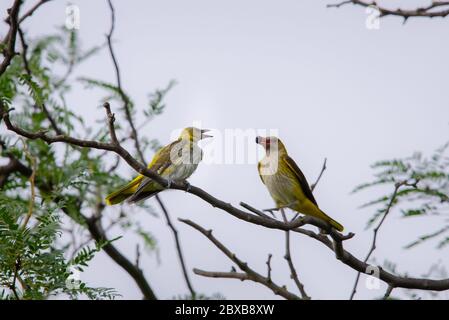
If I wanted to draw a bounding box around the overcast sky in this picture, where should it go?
[2,0,449,299]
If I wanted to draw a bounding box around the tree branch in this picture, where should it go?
[105,0,145,163]
[281,209,310,299]
[17,26,64,135]
[310,158,327,192]
[384,285,394,299]
[349,179,415,299]
[266,254,272,282]
[0,140,32,187]
[104,2,194,300]
[0,0,22,76]
[328,1,449,21]
[84,213,158,300]
[18,0,50,24]
[180,218,302,300]
[155,195,196,299]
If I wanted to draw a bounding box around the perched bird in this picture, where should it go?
[256,136,344,231]
[105,127,212,205]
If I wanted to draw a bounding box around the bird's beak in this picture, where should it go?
[201,129,213,139]
[255,136,264,145]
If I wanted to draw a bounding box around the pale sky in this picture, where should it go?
[2,0,449,299]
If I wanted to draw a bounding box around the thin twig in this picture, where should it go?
[384,285,394,299]
[327,0,449,21]
[281,209,310,299]
[20,139,36,229]
[105,0,145,163]
[239,202,275,220]
[180,218,301,300]
[17,26,63,135]
[349,180,412,299]
[135,244,141,269]
[103,102,119,145]
[155,196,196,299]
[83,206,158,300]
[0,0,22,76]
[266,254,272,282]
[310,158,327,192]
[18,0,50,23]
[104,1,190,301]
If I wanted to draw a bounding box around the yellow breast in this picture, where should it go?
[259,155,305,207]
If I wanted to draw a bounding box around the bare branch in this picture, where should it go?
[0,138,32,187]
[310,158,327,192]
[103,102,119,145]
[240,201,276,220]
[104,1,196,300]
[180,218,301,300]
[328,1,449,20]
[281,209,310,300]
[135,244,141,269]
[84,213,158,300]
[105,0,145,164]
[384,285,394,299]
[155,195,196,299]
[349,180,413,299]
[18,0,50,24]
[194,269,255,281]
[0,0,22,76]
[17,26,64,135]
[266,254,272,282]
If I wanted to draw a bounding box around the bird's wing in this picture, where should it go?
[257,161,266,185]
[282,154,318,206]
[130,139,181,200]
[147,138,181,173]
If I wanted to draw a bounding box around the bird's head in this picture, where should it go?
[255,136,286,155]
[180,127,213,142]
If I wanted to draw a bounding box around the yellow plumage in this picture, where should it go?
[256,136,344,232]
[105,127,211,205]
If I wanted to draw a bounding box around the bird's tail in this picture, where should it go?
[320,210,344,232]
[105,175,143,205]
[126,189,161,204]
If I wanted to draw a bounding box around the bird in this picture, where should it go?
[256,136,344,231]
[105,127,212,205]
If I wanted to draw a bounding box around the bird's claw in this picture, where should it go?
[184,181,192,192]
[166,179,173,188]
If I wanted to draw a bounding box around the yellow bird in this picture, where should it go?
[256,136,344,231]
[105,127,212,205]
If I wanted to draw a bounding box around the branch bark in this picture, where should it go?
[328,1,449,21]
[349,179,416,299]
[155,195,196,299]
[180,218,302,300]
[0,0,22,76]
[84,214,158,300]
[281,209,310,299]
[104,1,194,299]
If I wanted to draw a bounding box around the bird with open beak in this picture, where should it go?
[256,136,344,231]
[105,127,212,204]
